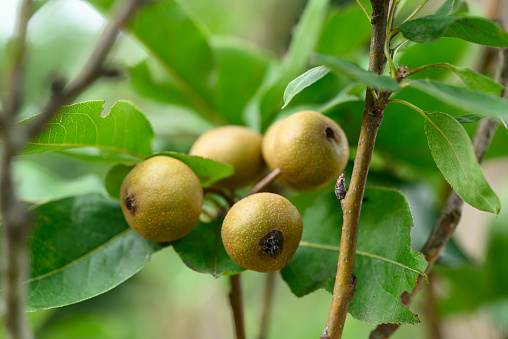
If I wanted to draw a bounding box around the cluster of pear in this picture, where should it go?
[119,110,349,272]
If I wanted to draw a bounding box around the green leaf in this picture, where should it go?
[18,100,154,158]
[454,113,484,124]
[129,61,192,107]
[413,63,505,96]
[213,38,271,125]
[445,64,504,96]
[151,152,234,188]
[281,188,427,324]
[282,66,331,109]
[312,54,401,91]
[399,15,508,47]
[26,194,164,311]
[424,112,500,214]
[409,79,508,121]
[435,0,455,16]
[104,164,135,200]
[85,0,224,124]
[172,218,244,277]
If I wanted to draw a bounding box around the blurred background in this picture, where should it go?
[1,0,508,338]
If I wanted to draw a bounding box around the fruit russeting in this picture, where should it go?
[263,110,349,191]
[221,192,303,273]
[189,125,265,189]
[120,155,203,242]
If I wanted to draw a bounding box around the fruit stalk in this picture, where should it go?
[369,46,507,339]
[229,274,246,339]
[321,1,391,338]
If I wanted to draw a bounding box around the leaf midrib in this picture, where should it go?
[27,228,133,284]
[299,241,424,275]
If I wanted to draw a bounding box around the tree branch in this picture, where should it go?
[320,1,392,338]
[369,46,507,339]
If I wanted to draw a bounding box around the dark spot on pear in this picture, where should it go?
[325,126,336,141]
[259,230,284,258]
[125,196,136,214]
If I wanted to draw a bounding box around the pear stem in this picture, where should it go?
[250,168,281,195]
[229,274,246,339]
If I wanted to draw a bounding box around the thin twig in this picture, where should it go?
[249,168,281,195]
[229,274,246,339]
[258,272,276,339]
[369,45,507,339]
[320,1,392,338]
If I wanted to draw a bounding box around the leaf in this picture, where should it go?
[454,113,484,124]
[104,164,135,200]
[435,0,455,16]
[85,0,224,124]
[281,188,427,324]
[26,194,164,311]
[399,15,508,47]
[312,54,401,92]
[444,64,505,96]
[424,112,500,214]
[409,79,508,121]
[18,100,154,158]
[151,152,234,188]
[104,153,234,198]
[172,218,244,278]
[129,61,192,107]
[282,66,331,109]
[212,38,271,125]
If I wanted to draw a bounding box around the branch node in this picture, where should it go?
[335,173,347,201]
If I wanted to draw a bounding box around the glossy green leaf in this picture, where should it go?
[414,63,505,96]
[104,164,135,200]
[424,112,500,214]
[85,0,224,124]
[151,152,234,188]
[282,66,331,109]
[18,101,154,158]
[129,61,192,107]
[172,219,244,277]
[281,188,427,324]
[312,54,401,91]
[409,79,508,121]
[26,194,164,311]
[213,38,271,125]
[400,15,508,47]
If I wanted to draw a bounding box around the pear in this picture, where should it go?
[120,156,203,242]
[190,125,265,189]
[261,118,284,170]
[265,110,349,191]
[222,192,303,272]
